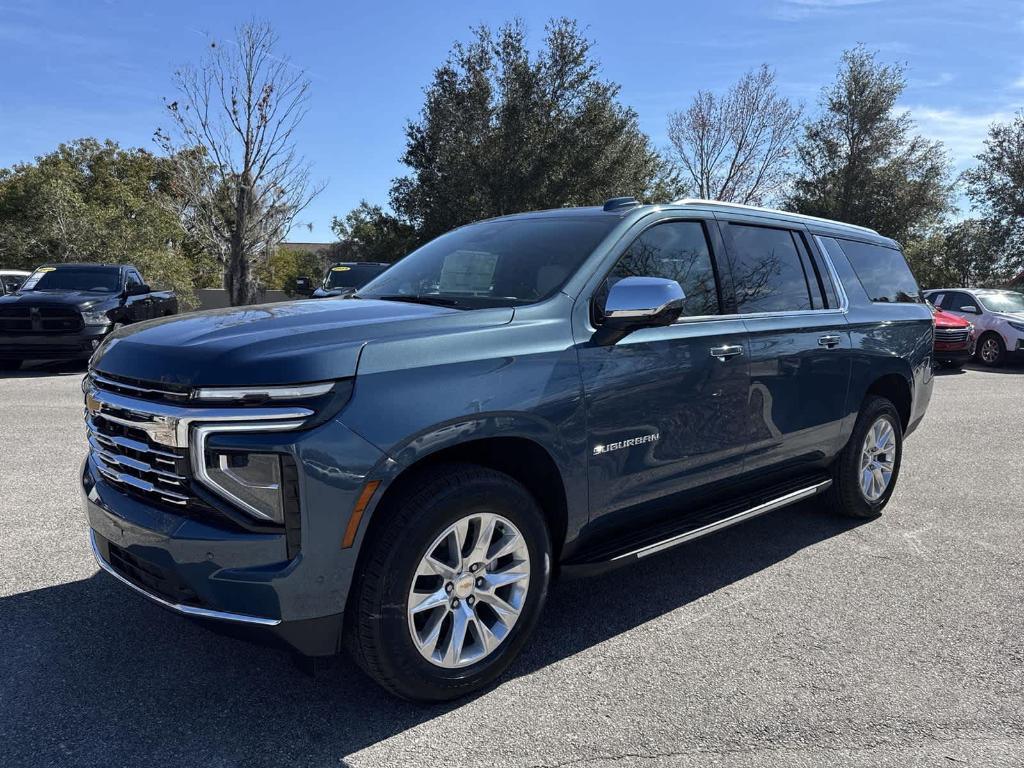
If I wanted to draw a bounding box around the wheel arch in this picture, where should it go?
[863,372,912,431]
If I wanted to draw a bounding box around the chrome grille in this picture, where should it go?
[935,328,970,343]
[86,414,192,506]
[91,372,191,404]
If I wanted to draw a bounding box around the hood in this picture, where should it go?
[91,297,513,387]
[931,307,971,329]
[994,311,1024,323]
[0,289,117,309]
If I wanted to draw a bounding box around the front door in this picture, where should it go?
[576,217,751,523]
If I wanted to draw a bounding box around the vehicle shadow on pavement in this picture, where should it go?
[0,502,862,768]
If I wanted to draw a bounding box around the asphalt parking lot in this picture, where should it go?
[1,360,1022,767]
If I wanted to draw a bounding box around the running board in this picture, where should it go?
[562,477,832,577]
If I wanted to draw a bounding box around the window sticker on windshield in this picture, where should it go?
[37,267,56,272]
[331,266,351,272]
[439,251,498,293]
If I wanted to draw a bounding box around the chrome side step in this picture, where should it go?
[612,479,833,562]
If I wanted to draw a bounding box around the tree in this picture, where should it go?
[390,18,677,241]
[156,21,324,305]
[0,138,200,306]
[905,219,1013,290]
[786,46,953,243]
[963,114,1024,278]
[330,201,418,264]
[666,65,802,205]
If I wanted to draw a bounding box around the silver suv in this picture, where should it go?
[924,288,1024,366]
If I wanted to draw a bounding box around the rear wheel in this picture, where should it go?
[976,333,1005,366]
[345,464,552,701]
[827,396,903,519]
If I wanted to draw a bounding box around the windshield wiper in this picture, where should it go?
[371,294,462,308]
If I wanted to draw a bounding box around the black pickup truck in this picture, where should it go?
[0,263,177,370]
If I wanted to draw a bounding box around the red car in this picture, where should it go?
[930,303,974,369]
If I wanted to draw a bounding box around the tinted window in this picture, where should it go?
[949,292,979,312]
[325,264,388,289]
[728,224,813,313]
[125,270,142,289]
[602,221,721,318]
[358,217,617,308]
[837,239,922,304]
[20,266,122,293]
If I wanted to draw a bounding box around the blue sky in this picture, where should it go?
[1,0,1021,239]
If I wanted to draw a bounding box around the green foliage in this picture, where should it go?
[963,114,1024,279]
[389,18,677,241]
[257,246,327,294]
[905,219,1014,290]
[0,138,201,308]
[330,201,418,263]
[786,46,953,244]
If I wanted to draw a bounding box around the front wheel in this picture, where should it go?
[976,333,1005,366]
[827,396,903,519]
[345,464,552,701]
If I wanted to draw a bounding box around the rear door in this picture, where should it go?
[718,217,852,475]
[576,215,751,522]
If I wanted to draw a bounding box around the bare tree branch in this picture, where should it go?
[156,20,325,305]
[667,65,802,206]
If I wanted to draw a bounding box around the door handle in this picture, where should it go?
[818,334,842,349]
[709,344,744,362]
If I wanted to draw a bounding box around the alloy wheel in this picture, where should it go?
[979,337,1000,364]
[859,417,896,502]
[407,512,531,668]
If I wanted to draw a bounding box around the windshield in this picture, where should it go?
[977,291,1024,313]
[324,264,388,290]
[357,216,617,308]
[20,266,122,293]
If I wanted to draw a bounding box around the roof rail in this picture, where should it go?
[670,198,879,235]
[603,196,640,211]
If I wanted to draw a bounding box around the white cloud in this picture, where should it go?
[773,0,884,20]
[904,106,1013,167]
[913,72,954,88]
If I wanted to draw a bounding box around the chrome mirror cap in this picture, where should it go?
[604,276,686,320]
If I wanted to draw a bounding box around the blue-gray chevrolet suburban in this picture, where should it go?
[81,198,934,701]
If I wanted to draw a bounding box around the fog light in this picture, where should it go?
[203,450,284,523]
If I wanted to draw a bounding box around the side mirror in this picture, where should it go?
[294,276,315,296]
[593,277,686,346]
[125,283,150,297]
[959,305,979,314]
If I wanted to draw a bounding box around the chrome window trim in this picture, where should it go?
[190,421,306,522]
[89,529,282,626]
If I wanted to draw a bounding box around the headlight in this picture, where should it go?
[81,308,111,326]
[201,450,286,523]
[1008,321,1024,333]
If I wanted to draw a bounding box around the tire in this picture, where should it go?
[0,359,22,371]
[976,333,1005,367]
[344,463,552,701]
[827,396,903,519]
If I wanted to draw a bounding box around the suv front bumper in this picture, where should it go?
[0,325,110,360]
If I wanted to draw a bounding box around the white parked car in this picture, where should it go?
[0,269,30,295]
[923,288,1024,366]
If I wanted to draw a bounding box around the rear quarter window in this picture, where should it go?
[836,239,922,304]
